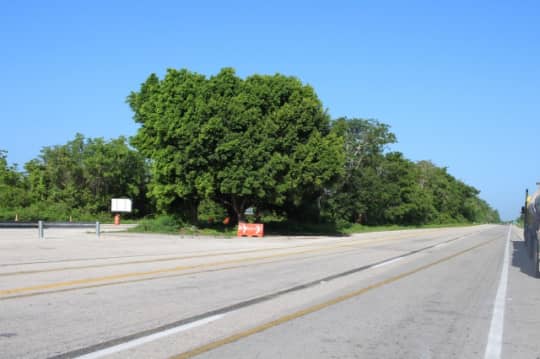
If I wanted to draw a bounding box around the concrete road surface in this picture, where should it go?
[1,225,538,358]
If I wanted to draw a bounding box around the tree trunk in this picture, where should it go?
[178,199,198,224]
[232,196,247,223]
[188,202,198,224]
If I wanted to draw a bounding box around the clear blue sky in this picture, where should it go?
[1,0,538,220]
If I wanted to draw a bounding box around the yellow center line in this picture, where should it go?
[0,240,381,296]
[0,245,340,277]
[170,237,497,359]
[0,229,443,277]
[0,230,449,297]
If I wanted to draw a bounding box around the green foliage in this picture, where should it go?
[197,198,227,223]
[322,118,500,226]
[24,134,149,215]
[322,118,397,225]
[129,215,183,233]
[0,150,30,209]
[129,67,344,223]
[0,136,149,222]
[0,202,113,222]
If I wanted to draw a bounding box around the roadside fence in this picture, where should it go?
[0,221,101,239]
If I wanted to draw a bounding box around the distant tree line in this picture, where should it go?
[0,136,148,221]
[323,118,500,225]
[0,68,500,225]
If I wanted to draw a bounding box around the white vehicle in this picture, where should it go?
[523,188,540,277]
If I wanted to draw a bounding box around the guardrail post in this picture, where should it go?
[96,222,100,239]
[38,221,44,240]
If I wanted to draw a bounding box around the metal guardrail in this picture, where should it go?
[0,222,38,228]
[0,221,101,239]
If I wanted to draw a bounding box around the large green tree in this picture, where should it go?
[322,118,397,225]
[129,68,344,222]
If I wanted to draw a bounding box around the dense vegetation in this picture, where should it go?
[0,68,500,228]
[0,135,148,221]
[322,118,499,226]
[128,68,344,224]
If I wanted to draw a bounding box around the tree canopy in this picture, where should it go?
[0,150,29,209]
[322,119,500,226]
[129,68,344,222]
[0,135,148,221]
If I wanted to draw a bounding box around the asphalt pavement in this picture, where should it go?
[1,224,538,358]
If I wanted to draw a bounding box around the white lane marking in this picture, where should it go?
[372,257,403,269]
[484,226,511,359]
[76,314,224,359]
[434,241,451,248]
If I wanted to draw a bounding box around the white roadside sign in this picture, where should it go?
[111,198,132,213]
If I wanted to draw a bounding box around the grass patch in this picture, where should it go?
[128,217,341,236]
[342,222,478,235]
[342,224,409,234]
[129,216,237,236]
[179,224,236,237]
[128,215,482,237]
[263,220,343,236]
[128,215,182,234]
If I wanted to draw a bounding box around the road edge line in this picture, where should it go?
[483,225,511,359]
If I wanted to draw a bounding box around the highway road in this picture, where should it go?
[1,225,539,358]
